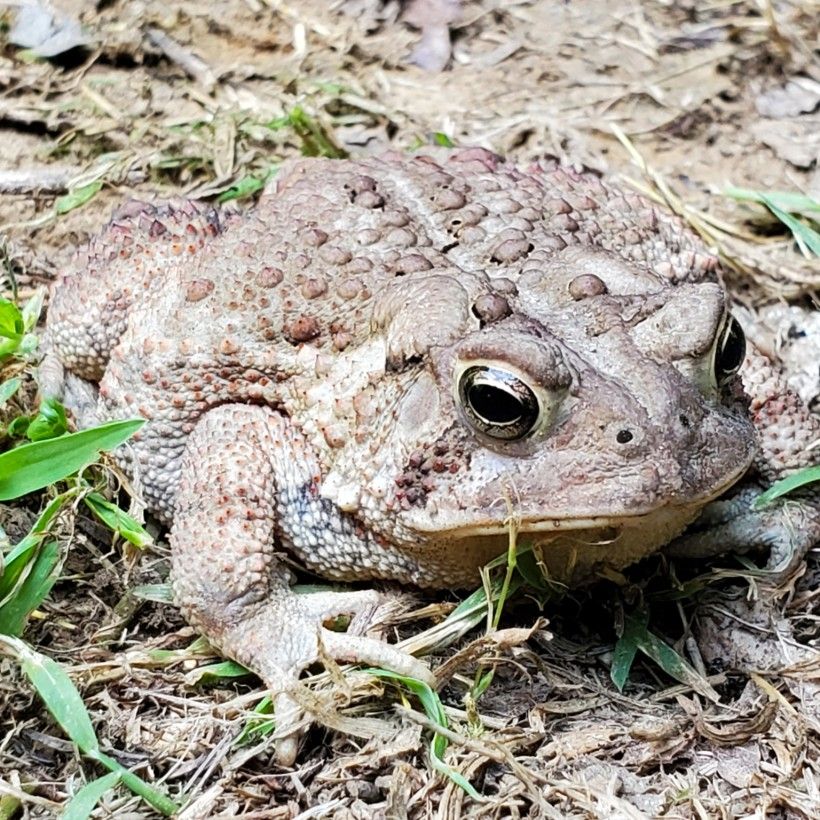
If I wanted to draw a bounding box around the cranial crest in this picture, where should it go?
[371,274,480,368]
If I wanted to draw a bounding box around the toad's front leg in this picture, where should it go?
[170,404,432,765]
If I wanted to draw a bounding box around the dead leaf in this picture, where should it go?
[680,695,779,746]
[9,2,90,58]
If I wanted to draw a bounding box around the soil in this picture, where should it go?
[0,1,819,817]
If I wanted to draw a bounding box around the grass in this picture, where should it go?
[0,293,169,815]
[724,187,820,258]
[0,636,179,817]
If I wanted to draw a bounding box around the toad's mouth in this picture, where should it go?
[414,460,751,540]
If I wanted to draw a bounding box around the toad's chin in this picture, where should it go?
[410,464,752,586]
[419,503,700,587]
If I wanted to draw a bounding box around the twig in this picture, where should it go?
[145,28,218,91]
[0,166,77,194]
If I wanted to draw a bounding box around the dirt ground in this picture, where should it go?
[1,0,819,817]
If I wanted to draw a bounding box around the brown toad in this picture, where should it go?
[43,148,820,761]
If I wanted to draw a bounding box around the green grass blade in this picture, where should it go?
[91,752,178,816]
[218,175,265,202]
[62,772,121,820]
[754,465,820,508]
[634,626,719,702]
[55,182,103,216]
[287,107,347,159]
[84,493,153,548]
[758,195,820,256]
[236,696,276,745]
[0,539,62,636]
[0,636,179,817]
[613,613,719,702]
[11,637,100,752]
[0,491,74,607]
[0,419,144,500]
[725,186,820,214]
[187,659,250,685]
[0,377,21,406]
[218,166,278,203]
[366,668,481,799]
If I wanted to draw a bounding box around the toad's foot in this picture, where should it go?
[666,484,820,576]
[224,586,432,764]
[170,405,432,765]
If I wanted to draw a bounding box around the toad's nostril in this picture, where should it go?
[679,414,691,428]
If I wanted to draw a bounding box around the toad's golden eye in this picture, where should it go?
[458,365,540,440]
[713,315,746,386]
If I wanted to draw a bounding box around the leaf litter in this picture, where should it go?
[1,0,820,817]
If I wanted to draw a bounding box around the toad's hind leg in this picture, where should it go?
[44,200,226,385]
[171,404,432,765]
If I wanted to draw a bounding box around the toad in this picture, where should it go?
[43,148,820,762]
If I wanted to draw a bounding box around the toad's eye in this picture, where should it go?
[713,315,746,386]
[458,366,540,440]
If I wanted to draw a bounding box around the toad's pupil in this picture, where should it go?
[715,316,746,383]
[469,383,523,425]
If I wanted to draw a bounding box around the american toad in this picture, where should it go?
[43,149,820,761]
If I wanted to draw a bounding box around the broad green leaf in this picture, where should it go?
[26,398,68,441]
[84,493,152,547]
[0,418,144,500]
[7,415,30,437]
[62,771,121,820]
[367,668,480,799]
[0,377,21,406]
[0,338,21,359]
[0,539,61,636]
[610,612,644,691]
[754,465,820,508]
[187,659,250,685]
[55,181,103,216]
[218,167,278,203]
[0,299,23,342]
[433,132,455,147]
